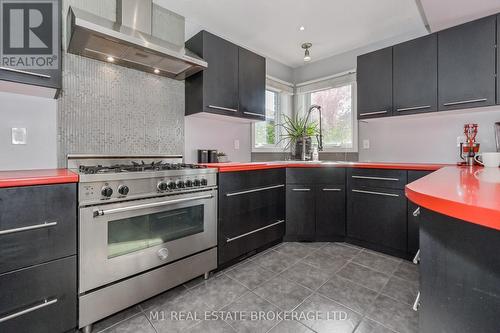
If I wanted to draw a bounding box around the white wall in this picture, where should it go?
[0,92,58,170]
[359,107,500,163]
[184,115,252,163]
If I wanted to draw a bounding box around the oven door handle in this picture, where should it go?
[93,194,214,217]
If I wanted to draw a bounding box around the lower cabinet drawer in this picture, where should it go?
[0,256,77,333]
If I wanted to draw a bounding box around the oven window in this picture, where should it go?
[107,205,205,258]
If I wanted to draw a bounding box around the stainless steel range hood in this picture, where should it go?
[66,0,207,80]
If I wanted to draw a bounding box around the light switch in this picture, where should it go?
[234,139,240,150]
[362,139,370,149]
[12,128,27,145]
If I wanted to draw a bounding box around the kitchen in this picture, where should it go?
[0,0,499,333]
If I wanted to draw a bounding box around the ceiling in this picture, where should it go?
[155,0,428,68]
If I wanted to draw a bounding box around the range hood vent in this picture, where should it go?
[66,0,207,80]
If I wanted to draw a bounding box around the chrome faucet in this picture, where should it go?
[301,105,323,160]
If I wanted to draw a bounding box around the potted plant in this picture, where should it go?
[278,114,319,160]
[216,152,229,163]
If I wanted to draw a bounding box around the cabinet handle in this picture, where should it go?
[412,292,420,311]
[0,221,58,236]
[322,188,342,191]
[413,249,420,264]
[226,220,285,243]
[413,207,421,217]
[0,66,51,79]
[352,189,399,197]
[396,105,431,112]
[207,105,238,112]
[292,188,311,192]
[0,298,58,323]
[226,184,284,197]
[352,175,400,181]
[443,98,487,106]
[359,110,387,117]
[243,111,265,118]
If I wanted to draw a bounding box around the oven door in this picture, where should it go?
[79,189,217,293]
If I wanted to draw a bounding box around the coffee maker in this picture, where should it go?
[459,124,480,166]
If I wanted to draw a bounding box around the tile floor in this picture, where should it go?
[89,242,419,333]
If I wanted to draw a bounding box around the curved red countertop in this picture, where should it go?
[203,161,446,172]
[0,169,79,188]
[406,166,500,231]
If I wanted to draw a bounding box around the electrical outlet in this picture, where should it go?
[234,139,240,150]
[11,128,27,145]
[362,139,370,149]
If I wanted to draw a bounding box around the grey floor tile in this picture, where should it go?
[352,250,401,275]
[381,276,419,305]
[101,314,156,333]
[222,291,281,333]
[139,285,187,311]
[274,242,315,258]
[296,293,362,333]
[190,274,249,310]
[184,274,213,289]
[268,320,315,333]
[367,294,418,333]
[354,318,397,333]
[319,242,362,260]
[187,319,236,332]
[252,250,299,273]
[278,261,331,290]
[253,276,313,311]
[146,290,209,332]
[337,262,390,292]
[225,260,276,290]
[302,251,348,275]
[317,275,378,314]
[92,305,142,332]
[393,261,419,283]
[297,241,328,249]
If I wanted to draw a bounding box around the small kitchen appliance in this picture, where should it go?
[495,122,500,152]
[459,124,480,166]
[67,155,218,333]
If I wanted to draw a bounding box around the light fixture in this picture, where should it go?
[302,43,312,62]
[106,56,115,62]
[299,26,305,31]
[154,68,160,74]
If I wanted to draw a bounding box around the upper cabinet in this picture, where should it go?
[0,0,61,99]
[393,34,438,115]
[185,31,266,121]
[357,47,393,119]
[438,16,496,111]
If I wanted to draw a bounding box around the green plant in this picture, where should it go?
[277,114,319,149]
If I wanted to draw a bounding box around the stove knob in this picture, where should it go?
[157,181,168,191]
[176,180,185,188]
[200,178,208,186]
[167,181,177,190]
[193,179,201,187]
[118,185,129,196]
[101,186,113,197]
[185,180,193,187]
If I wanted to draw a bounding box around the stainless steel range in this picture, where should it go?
[68,155,218,333]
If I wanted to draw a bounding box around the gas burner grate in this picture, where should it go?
[78,162,207,174]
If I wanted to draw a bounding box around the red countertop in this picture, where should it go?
[203,161,447,172]
[406,166,500,231]
[0,169,79,188]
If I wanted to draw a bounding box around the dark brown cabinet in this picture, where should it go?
[186,31,265,121]
[357,47,393,119]
[218,169,285,267]
[393,34,438,115]
[285,185,316,241]
[238,47,266,120]
[407,170,432,256]
[315,185,346,240]
[438,15,496,111]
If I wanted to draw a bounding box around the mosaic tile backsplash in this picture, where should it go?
[57,0,185,166]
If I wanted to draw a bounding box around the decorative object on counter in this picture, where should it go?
[217,152,229,163]
[311,145,319,161]
[459,123,480,166]
[197,149,209,163]
[278,114,319,160]
[208,150,218,163]
[495,122,500,152]
[474,152,500,168]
